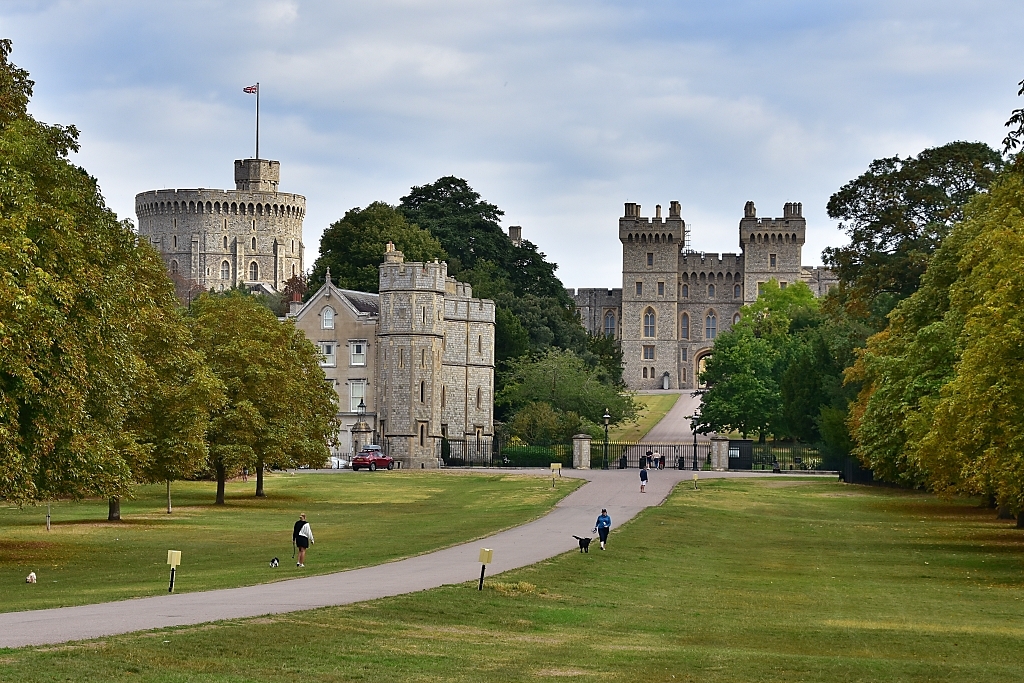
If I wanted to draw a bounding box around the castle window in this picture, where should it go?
[734,284,741,298]
[643,309,656,338]
[681,348,687,361]
[421,349,426,368]
[351,341,366,366]
[399,349,404,368]
[252,237,257,251]
[770,254,777,268]
[422,306,426,324]
[647,252,654,267]
[224,235,228,248]
[170,260,178,274]
[173,235,177,249]
[682,367,687,382]
[603,311,616,337]
[478,335,482,354]
[322,307,335,329]
[420,381,425,403]
[249,261,259,281]
[419,423,426,447]
[292,264,296,276]
[780,281,787,290]
[708,284,715,298]
[681,313,689,339]
[658,282,664,296]
[643,367,648,379]
[476,387,482,409]
[291,239,295,253]
[221,260,230,279]
[733,312,741,325]
[758,282,765,296]
[643,345,655,360]
[682,284,689,298]
[635,282,642,296]
[348,381,366,413]
[318,343,336,368]
[706,313,717,340]
[441,385,447,408]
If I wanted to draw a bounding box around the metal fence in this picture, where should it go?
[590,442,712,470]
[750,442,827,471]
[437,437,712,469]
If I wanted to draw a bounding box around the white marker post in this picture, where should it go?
[693,473,699,491]
[167,550,181,592]
[478,548,493,590]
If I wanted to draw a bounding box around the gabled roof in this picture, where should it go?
[292,272,379,321]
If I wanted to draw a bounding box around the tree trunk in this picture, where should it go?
[997,506,1014,520]
[255,462,266,498]
[108,497,120,521]
[216,462,226,505]
[1017,514,1024,529]
[166,480,172,514]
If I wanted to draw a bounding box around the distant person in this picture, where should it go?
[594,508,612,550]
[242,467,248,482]
[293,513,314,567]
[651,449,662,470]
[645,450,653,469]
[640,465,648,493]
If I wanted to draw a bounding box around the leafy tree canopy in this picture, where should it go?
[824,141,1003,324]
[310,202,445,294]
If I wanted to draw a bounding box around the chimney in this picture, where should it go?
[384,241,404,263]
[669,201,681,218]
[508,225,522,247]
[288,289,302,317]
[655,204,662,219]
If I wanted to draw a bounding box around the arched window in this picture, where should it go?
[419,423,425,447]
[476,387,482,409]
[441,385,447,408]
[251,236,256,251]
[478,335,482,354]
[604,311,616,337]
[249,261,259,281]
[681,313,689,339]
[643,308,656,338]
[733,312,741,325]
[223,235,228,249]
[734,284,741,298]
[322,307,334,329]
[682,284,689,297]
[706,312,717,340]
[420,381,425,403]
[220,260,230,279]
[170,260,178,274]
[643,367,648,378]
[708,284,715,298]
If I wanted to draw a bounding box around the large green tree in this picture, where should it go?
[824,141,1002,325]
[310,202,445,294]
[0,40,213,508]
[189,291,340,503]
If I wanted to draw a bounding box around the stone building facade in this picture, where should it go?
[135,159,305,293]
[571,200,837,391]
[289,245,495,469]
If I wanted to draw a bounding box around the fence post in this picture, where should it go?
[572,434,592,470]
[710,436,730,471]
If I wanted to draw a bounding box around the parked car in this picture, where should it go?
[351,446,393,471]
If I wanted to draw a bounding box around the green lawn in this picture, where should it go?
[0,471,578,613]
[609,392,680,441]
[6,477,1024,682]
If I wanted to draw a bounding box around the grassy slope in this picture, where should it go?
[6,478,1024,682]
[608,392,680,441]
[0,471,578,613]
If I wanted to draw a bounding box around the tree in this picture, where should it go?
[496,349,636,427]
[310,202,445,294]
[189,291,339,503]
[0,40,208,510]
[824,141,1003,324]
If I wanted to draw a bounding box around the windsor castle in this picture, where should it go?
[571,201,837,391]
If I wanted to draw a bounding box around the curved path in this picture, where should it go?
[0,469,791,649]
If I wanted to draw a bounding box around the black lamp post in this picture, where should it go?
[602,409,611,470]
[357,398,366,417]
[691,412,700,471]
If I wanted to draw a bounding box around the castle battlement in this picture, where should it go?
[680,252,743,267]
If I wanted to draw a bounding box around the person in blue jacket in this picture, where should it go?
[594,509,612,550]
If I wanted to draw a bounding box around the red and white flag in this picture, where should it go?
[243,84,258,94]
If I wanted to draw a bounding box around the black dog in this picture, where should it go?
[572,536,593,553]
[269,557,280,568]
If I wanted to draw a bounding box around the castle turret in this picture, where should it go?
[738,201,805,300]
[376,243,448,468]
[135,159,304,294]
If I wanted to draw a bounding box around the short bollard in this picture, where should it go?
[478,548,493,590]
[550,462,561,488]
[167,550,181,592]
[693,473,699,491]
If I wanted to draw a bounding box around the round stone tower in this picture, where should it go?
[376,243,447,469]
[135,159,305,293]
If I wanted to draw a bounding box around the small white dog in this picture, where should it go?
[26,571,36,584]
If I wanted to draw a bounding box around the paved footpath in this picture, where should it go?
[0,468,797,649]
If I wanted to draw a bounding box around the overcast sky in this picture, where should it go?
[3,1,1021,289]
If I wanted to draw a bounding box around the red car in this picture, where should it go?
[351,447,393,471]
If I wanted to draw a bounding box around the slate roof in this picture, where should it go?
[339,289,379,315]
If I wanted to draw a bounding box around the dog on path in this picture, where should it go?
[572,536,593,553]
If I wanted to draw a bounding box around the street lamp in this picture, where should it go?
[357,398,366,417]
[690,411,700,471]
[602,408,611,470]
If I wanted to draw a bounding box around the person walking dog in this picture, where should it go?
[640,464,649,493]
[594,509,612,550]
[293,513,314,567]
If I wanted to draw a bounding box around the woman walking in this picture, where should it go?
[293,513,314,567]
[594,509,612,550]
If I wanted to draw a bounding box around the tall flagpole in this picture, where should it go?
[255,82,260,159]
